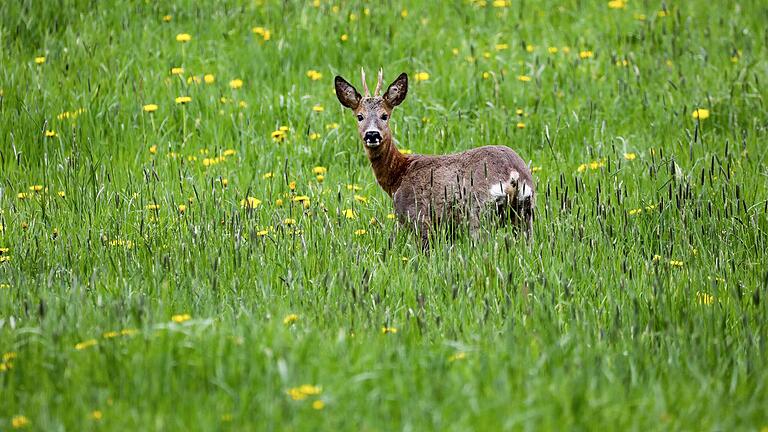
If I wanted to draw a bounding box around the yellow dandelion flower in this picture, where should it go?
[45,130,57,137]
[178,204,187,213]
[204,74,215,84]
[271,129,287,142]
[175,96,192,104]
[312,400,325,410]
[171,67,184,75]
[256,229,269,237]
[240,197,262,209]
[309,132,320,140]
[313,166,327,175]
[607,0,626,9]
[74,339,98,350]
[288,181,296,190]
[171,313,191,323]
[340,34,349,42]
[325,122,339,130]
[354,229,367,235]
[579,50,594,59]
[284,218,296,225]
[482,72,491,80]
[387,213,396,220]
[28,185,43,192]
[221,178,228,187]
[448,351,467,362]
[143,104,158,113]
[312,104,324,112]
[624,152,637,161]
[283,314,299,325]
[306,70,323,80]
[381,326,398,334]
[495,43,509,51]
[57,191,66,197]
[293,195,310,203]
[517,75,531,82]
[176,33,192,42]
[12,415,30,428]
[658,9,670,17]
[516,122,526,129]
[35,56,46,64]
[692,108,710,120]
[90,410,103,421]
[162,15,172,22]
[577,164,588,173]
[414,72,430,82]
[229,79,243,89]
[262,172,273,180]
[145,203,160,210]
[343,209,356,219]
[187,75,201,84]
[669,260,684,267]
[547,46,559,54]
[149,145,157,154]
[354,195,368,203]
[316,174,324,183]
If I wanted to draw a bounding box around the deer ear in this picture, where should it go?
[335,76,362,110]
[383,73,408,107]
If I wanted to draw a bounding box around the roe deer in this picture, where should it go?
[334,69,535,250]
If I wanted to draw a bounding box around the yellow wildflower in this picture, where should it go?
[312,400,325,410]
[204,74,215,84]
[229,79,243,89]
[316,174,324,183]
[45,130,57,137]
[162,15,172,22]
[547,47,558,54]
[262,172,273,180]
[175,96,192,104]
[346,184,362,191]
[176,33,192,42]
[414,72,430,82]
[74,339,98,350]
[495,43,509,51]
[90,410,103,421]
[448,351,467,362]
[283,314,299,325]
[306,70,323,81]
[340,34,348,42]
[517,75,531,82]
[381,326,398,334]
[607,0,626,9]
[178,204,187,214]
[256,229,269,237]
[12,415,30,428]
[171,67,184,75]
[354,229,367,235]
[171,313,191,323]
[240,197,262,209]
[696,291,714,305]
[354,195,368,203]
[312,166,327,175]
[146,203,160,211]
[399,149,413,155]
[387,213,396,220]
[312,104,324,112]
[35,56,46,64]
[343,209,356,219]
[143,104,158,113]
[288,181,296,190]
[516,122,526,129]
[284,218,296,225]
[29,185,43,192]
[309,132,320,140]
[579,50,594,59]
[692,108,710,120]
[149,145,157,154]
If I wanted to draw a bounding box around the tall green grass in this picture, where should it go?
[1,0,767,430]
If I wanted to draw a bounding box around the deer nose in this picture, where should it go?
[364,130,382,143]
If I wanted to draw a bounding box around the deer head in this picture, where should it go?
[334,69,408,149]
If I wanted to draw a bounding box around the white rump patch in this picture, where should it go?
[489,182,506,198]
[489,170,532,201]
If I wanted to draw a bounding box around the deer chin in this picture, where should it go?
[363,139,382,148]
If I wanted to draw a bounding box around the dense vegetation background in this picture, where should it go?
[1,0,767,430]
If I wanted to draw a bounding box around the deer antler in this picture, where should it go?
[374,68,384,97]
[360,67,371,97]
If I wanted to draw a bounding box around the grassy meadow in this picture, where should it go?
[2,0,768,430]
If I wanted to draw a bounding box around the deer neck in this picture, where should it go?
[365,136,410,196]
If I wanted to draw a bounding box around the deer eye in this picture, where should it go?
[357,114,364,122]
[381,114,389,121]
